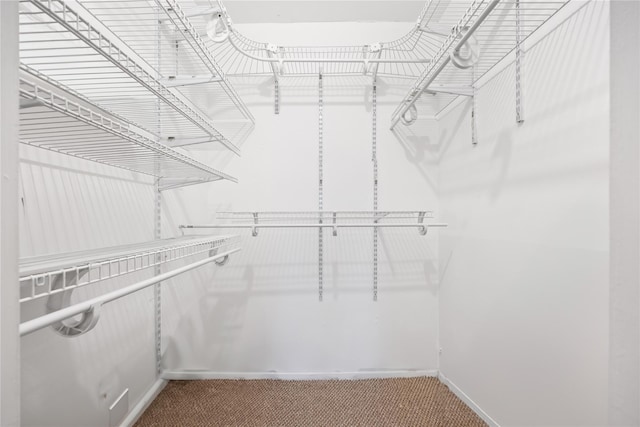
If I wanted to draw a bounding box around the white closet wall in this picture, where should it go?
[438,1,609,425]
[20,147,158,426]
[13,1,625,426]
[160,22,441,377]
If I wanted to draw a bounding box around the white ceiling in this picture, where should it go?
[219,1,426,24]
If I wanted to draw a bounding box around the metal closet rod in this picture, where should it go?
[228,36,433,64]
[19,248,240,337]
[390,0,501,130]
[180,224,448,230]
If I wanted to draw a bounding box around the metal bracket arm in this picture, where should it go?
[160,75,222,87]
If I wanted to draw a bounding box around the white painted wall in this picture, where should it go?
[160,22,441,376]
[19,146,159,427]
[438,1,609,425]
[17,3,620,426]
[609,1,640,424]
[18,19,440,427]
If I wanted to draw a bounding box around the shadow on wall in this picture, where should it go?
[162,265,254,371]
[390,117,441,193]
[161,229,439,370]
[18,147,154,257]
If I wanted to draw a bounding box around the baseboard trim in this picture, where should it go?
[438,372,500,427]
[161,369,438,381]
[119,378,167,427]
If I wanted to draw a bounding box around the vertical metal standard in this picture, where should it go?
[318,71,324,302]
[154,9,162,376]
[274,79,280,115]
[0,2,21,425]
[154,179,162,375]
[471,65,478,146]
[267,46,280,115]
[515,0,525,124]
[372,82,379,301]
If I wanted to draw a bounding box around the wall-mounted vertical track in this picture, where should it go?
[274,80,280,115]
[372,82,379,301]
[318,71,324,302]
[154,179,162,375]
[154,10,162,376]
[472,66,478,146]
[515,0,525,124]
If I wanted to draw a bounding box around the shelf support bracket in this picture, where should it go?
[332,212,338,236]
[209,247,230,265]
[424,84,474,97]
[46,269,99,337]
[369,43,383,82]
[48,303,103,337]
[252,212,259,237]
[418,211,428,236]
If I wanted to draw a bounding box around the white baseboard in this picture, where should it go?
[119,378,167,427]
[162,369,438,381]
[438,372,499,427]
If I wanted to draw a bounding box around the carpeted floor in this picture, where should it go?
[134,377,487,426]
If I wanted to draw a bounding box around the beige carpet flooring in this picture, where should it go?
[134,377,487,426]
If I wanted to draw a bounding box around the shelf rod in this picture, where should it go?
[180,223,448,229]
[19,248,240,337]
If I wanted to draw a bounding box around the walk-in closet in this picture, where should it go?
[0,0,638,425]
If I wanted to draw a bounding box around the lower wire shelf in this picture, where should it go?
[19,235,241,337]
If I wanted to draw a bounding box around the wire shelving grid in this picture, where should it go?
[19,69,237,186]
[391,0,569,126]
[19,0,247,153]
[72,0,254,124]
[19,235,240,303]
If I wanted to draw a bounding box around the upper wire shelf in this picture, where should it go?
[19,68,237,188]
[181,0,447,79]
[216,211,435,222]
[391,0,569,126]
[19,0,244,154]
[19,234,239,303]
[74,0,254,124]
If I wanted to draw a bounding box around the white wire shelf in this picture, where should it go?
[19,235,240,304]
[181,211,447,236]
[20,246,241,337]
[73,0,254,124]
[181,0,445,79]
[19,69,237,186]
[216,211,435,222]
[19,0,243,154]
[391,0,569,127]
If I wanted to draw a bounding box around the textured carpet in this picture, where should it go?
[134,377,487,427]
